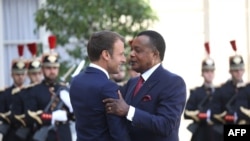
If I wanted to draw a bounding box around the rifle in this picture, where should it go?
[32,87,65,141]
[197,90,211,111]
[187,88,211,133]
[225,91,238,114]
[60,64,76,83]
[71,59,85,78]
[212,87,239,135]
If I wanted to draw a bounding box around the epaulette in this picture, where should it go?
[0,87,5,92]
[213,84,222,88]
[12,87,22,95]
[237,82,247,88]
[215,82,225,88]
[24,82,39,89]
[59,82,68,87]
[244,81,250,86]
[12,83,39,95]
[0,86,11,92]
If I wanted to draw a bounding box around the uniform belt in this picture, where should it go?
[55,121,68,126]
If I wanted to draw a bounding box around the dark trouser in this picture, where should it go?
[191,123,223,141]
[46,122,72,141]
[3,128,21,141]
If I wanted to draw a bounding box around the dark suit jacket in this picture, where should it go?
[121,65,186,141]
[70,67,130,141]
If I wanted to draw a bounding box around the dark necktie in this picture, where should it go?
[133,76,144,96]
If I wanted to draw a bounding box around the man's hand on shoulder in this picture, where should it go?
[103,90,129,116]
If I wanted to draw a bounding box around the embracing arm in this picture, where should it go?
[103,83,131,141]
[132,76,186,136]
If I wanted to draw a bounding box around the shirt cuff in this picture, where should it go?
[126,106,135,121]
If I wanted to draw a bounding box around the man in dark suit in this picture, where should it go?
[69,30,131,141]
[103,30,187,141]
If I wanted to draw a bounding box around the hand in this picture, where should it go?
[51,110,68,125]
[240,106,250,118]
[27,110,43,124]
[238,119,247,125]
[0,111,11,124]
[213,111,227,124]
[103,90,129,116]
[184,110,200,122]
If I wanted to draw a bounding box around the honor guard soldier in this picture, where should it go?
[26,42,43,84]
[11,42,43,141]
[210,40,246,140]
[0,88,7,141]
[184,42,220,141]
[26,35,73,141]
[1,44,28,141]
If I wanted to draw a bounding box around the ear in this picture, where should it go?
[152,50,160,60]
[101,50,111,61]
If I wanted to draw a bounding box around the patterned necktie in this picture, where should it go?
[133,76,144,96]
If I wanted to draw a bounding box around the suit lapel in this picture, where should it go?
[124,79,138,104]
[131,79,158,105]
[130,65,164,105]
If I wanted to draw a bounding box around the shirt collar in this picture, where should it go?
[141,63,161,81]
[89,63,110,79]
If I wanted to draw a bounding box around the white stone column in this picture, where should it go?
[209,0,247,84]
[0,0,5,87]
[203,0,210,42]
[246,0,250,81]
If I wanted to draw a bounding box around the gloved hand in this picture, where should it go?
[213,111,227,124]
[240,106,250,118]
[185,110,200,122]
[51,110,68,125]
[28,110,43,124]
[60,90,73,113]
